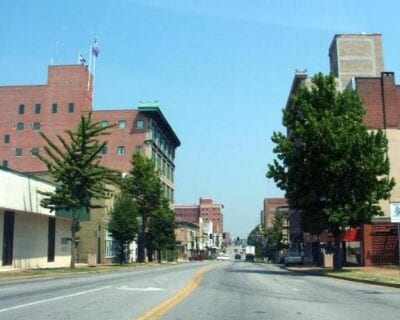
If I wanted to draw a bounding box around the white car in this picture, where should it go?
[216,253,230,261]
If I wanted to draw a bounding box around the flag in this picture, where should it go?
[92,39,100,57]
[79,53,86,65]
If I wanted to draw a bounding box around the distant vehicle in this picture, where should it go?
[245,245,255,256]
[245,253,255,262]
[284,252,303,265]
[217,253,230,261]
[194,255,203,261]
[235,253,241,260]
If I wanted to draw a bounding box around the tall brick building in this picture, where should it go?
[0,64,180,264]
[0,64,180,202]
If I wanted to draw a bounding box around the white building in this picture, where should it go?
[0,167,71,269]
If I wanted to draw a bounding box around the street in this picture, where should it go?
[0,261,399,320]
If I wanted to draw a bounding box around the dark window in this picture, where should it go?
[2,160,8,168]
[14,148,22,156]
[35,104,41,114]
[52,103,58,114]
[31,148,39,155]
[4,134,10,143]
[32,122,41,131]
[16,123,24,131]
[136,120,144,130]
[101,120,109,127]
[68,102,74,113]
[18,104,25,114]
[101,146,108,155]
[48,217,56,262]
[117,146,126,155]
[118,120,126,129]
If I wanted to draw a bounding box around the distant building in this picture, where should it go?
[174,198,224,251]
[262,198,288,229]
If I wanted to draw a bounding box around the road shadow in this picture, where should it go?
[226,264,324,277]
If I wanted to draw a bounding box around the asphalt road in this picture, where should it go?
[1,261,399,320]
[164,262,400,320]
[0,262,208,320]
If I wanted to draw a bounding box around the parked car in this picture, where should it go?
[284,252,303,265]
[216,253,230,261]
[235,253,242,261]
[245,253,255,262]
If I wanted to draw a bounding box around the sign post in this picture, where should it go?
[389,203,400,267]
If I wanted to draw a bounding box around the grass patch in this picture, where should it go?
[325,268,400,285]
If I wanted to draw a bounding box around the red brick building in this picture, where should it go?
[174,198,224,234]
[0,64,180,201]
[262,198,288,229]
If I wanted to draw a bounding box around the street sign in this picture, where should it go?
[390,203,400,223]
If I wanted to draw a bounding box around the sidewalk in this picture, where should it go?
[285,265,400,288]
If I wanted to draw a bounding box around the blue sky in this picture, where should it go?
[2,0,400,237]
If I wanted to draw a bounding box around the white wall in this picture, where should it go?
[0,169,55,216]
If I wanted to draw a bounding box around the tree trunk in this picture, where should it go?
[136,217,146,263]
[70,211,77,269]
[157,249,162,263]
[333,230,343,271]
[147,247,153,262]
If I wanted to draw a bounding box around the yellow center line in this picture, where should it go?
[137,264,216,320]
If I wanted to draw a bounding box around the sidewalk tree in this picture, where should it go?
[37,112,117,268]
[267,73,395,270]
[265,210,285,260]
[147,198,176,263]
[108,192,139,264]
[124,153,163,263]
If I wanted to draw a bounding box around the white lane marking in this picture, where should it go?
[117,286,165,291]
[0,286,111,313]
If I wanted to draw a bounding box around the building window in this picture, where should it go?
[16,123,24,131]
[118,120,126,129]
[135,146,143,154]
[18,104,25,114]
[32,122,41,131]
[117,146,126,155]
[101,146,108,155]
[35,104,41,114]
[136,120,144,130]
[14,148,22,157]
[30,148,39,156]
[1,160,8,168]
[101,120,109,127]
[52,103,58,114]
[68,103,75,113]
[4,134,10,144]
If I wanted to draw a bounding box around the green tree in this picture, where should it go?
[37,113,117,268]
[108,193,139,264]
[147,199,176,263]
[267,74,395,270]
[124,153,163,263]
[265,210,285,260]
[247,224,265,258]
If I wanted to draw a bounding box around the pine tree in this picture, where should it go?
[37,112,117,268]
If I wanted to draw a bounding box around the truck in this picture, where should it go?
[244,245,255,262]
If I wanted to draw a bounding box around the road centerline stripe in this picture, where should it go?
[0,286,111,313]
[138,265,215,320]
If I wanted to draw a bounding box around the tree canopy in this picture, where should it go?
[267,73,395,269]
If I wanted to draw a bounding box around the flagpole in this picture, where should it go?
[87,45,92,91]
[92,55,96,102]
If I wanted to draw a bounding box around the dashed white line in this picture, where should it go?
[0,286,111,313]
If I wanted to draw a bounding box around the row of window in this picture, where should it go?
[151,124,175,160]
[100,119,145,130]
[152,148,174,182]
[100,145,143,156]
[17,103,75,115]
[9,122,42,133]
